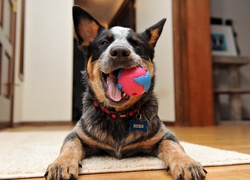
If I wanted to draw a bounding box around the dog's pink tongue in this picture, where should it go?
[107,74,122,102]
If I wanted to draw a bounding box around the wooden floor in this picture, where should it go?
[4,124,250,180]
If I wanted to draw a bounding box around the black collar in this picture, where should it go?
[93,101,140,119]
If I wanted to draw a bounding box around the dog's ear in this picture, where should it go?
[73,6,105,47]
[140,18,166,48]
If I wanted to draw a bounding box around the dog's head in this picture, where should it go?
[73,6,166,111]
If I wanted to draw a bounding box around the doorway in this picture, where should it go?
[72,0,135,121]
[0,0,16,128]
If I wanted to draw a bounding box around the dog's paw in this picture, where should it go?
[44,156,81,180]
[169,156,207,180]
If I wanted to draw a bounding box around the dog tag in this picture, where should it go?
[129,119,148,132]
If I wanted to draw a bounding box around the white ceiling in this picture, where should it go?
[75,0,125,27]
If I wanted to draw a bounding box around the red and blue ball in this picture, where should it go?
[117,65,151,96]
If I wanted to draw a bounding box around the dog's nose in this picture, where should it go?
[110,46,130,59]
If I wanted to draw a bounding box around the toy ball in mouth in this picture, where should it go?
[117,65,151,96]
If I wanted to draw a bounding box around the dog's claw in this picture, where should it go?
[188,166,195,178]
[44,170,48,177]
[203,168,207,174]
[177,173,184,180]
[166,166,170,172]
[191,172,195,180]
[69,173,77,180]
[199,171,206,179]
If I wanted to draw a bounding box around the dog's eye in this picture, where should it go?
[130,39,142,51]
[131,39,140,47]
[99,40,109,45]
[132,40,142,50]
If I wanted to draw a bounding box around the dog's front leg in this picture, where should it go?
[45,137,84,180]
[158,140,207,180]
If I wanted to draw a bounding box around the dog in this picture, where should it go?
[45,6,207,180]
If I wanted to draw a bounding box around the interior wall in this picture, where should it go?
[136,0,175,122]
[210,0,250,119]
[21,0,73,122]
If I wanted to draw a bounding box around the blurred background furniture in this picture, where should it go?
[213,55,250,123]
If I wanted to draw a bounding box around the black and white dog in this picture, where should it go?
[45,6,207,180]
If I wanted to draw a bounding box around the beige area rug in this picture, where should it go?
[1,131,250,179]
